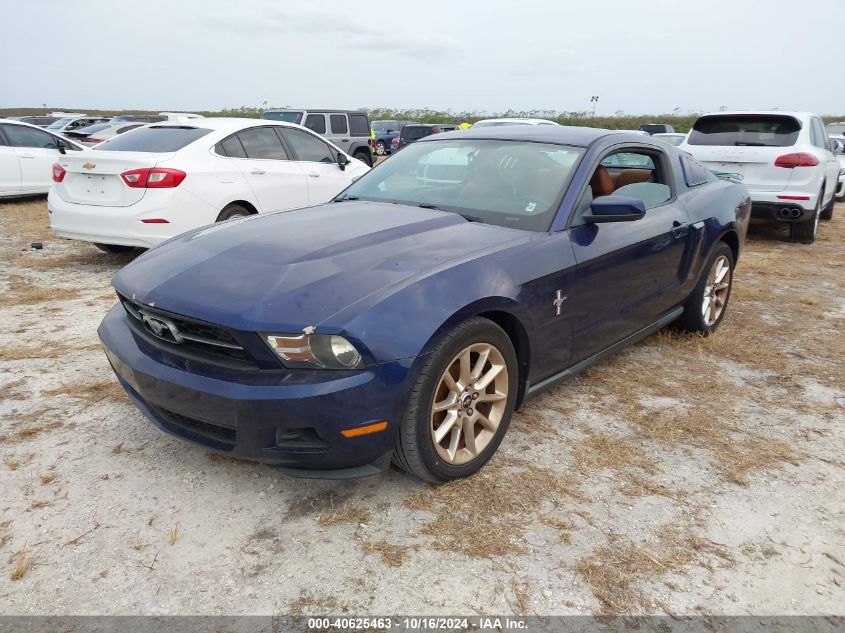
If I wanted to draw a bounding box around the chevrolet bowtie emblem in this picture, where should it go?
[82,162,96,170]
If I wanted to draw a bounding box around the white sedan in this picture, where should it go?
[0,119,86,197]
[48,118,370,252]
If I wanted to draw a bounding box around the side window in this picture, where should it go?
[216,134,248,158]
[812,118,830,150]
[329,114,348,135]
[304,114,327,135]
[581,149,671,219]
[349,114,370,137]
[281,128,335,163]
[2,125,57,149]
[235,127,288,160]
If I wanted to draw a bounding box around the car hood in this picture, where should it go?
[113,201,529,332]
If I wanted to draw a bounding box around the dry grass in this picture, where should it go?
[405,457,582,558]
[0,342,80,362]
[43,379,125,404]
[510,580,532,614]
[287,590,342,616]
[361,540,409,567]
[39,473,56,485]
[0,378,27,400]
[2,274,81,306]
[1,419,63,444]
[577,520,732,615]
[317,504,372,527]
[168,523,180,545]
[10,549,29,581]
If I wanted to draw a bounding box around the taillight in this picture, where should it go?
[121,168,186,188]
[774,153,819,168]
[52,163,66,183]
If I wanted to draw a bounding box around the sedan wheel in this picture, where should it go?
[701,255,731,327]
[430,343,509,465]
[393,317,517,482]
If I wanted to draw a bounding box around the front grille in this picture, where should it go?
[119,294,255,366]
[157,406,236,444]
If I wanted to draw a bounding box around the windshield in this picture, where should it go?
[47,117,75,130]
[73,123,110,135]
[95,126,211,152]
[261,111,303,124]
[338,139,583,232]
[688,114,801,147]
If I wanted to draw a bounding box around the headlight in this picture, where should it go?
[264,333,363,369]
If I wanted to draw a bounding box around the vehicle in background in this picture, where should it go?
[616,129,650,136]
[639,123,675,134]
[8,115,61,127]
[681,111,839,242]
[653,132,686,146]
[260,109,373,166]
[48,118,369,252]
[834,146,845,201]
[826,121,845,146]
[395,124,458,151]
[109,112,203,124]
[371,120,417,156]
[0,119,85,197]
[65,122,146,146]
[96,126,750,481]
[471,118,560,128]
[46,116,111,135]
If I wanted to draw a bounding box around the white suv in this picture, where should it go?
[681,111,839,243]
[48,118,369,252]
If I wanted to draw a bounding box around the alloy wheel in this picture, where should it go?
[702,255,731,326]
[375,142,386,155]
[430,343,509,465]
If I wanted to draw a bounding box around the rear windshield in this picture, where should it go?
[73,123,111,135]
[688,115,801,147]
[261,111,303,124]
[95,126,211,152]
[403,127,431,140]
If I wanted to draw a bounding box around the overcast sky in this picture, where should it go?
[3,0,844,115]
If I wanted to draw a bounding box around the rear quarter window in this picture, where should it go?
[348,114,370,137]
[95,126,211,152]
[688,115,801,147]
[680,154,716,187]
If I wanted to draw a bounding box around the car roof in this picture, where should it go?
[263,109,366,115]
[142,117,303,133]
[696,110,814,119]
[475,118,559,125]
[420,124,643,148]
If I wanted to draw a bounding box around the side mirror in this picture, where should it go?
[337,152,350,171]
[56,139,67,155]
[584,196,646,223]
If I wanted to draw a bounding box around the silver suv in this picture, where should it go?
[260,109,373,166]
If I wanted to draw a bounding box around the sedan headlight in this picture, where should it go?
[264,333,363,369]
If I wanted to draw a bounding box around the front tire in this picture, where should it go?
[677,242,734,335]
[392,317,518,482]
[94,243,134,254]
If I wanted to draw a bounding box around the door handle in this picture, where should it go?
[307,173,320,178]
[20,154,35,159]
[340,139,349,142]
[250,169,265,175]
[671,221,689,238]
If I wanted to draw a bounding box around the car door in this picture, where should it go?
[812,117,840,203]
[279,127,354,203]
[566,147,693,362]
[328,114,352,152]
[0,128,22,195]
[221,126,309,213]
[0,124,66,193]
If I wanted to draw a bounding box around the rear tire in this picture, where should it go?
[375,141,386,156]
[789,200,820,243]
[216,203,251,222]
[353,150,373,167]
[820,190,835,220]
[94,243,134,254]
[392,317,517,482]
[677,242,734,335]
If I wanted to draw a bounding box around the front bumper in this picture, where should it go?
[98,304,413,477]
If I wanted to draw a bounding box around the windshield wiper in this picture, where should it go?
[458,213,482,223]
[416,203,442,210]
[333,195,358,202]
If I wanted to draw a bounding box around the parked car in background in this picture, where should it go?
[109,113,204,124]
[395,124,458,151]
[46,116,111,135]
[97,126,749,481]
[681,111,839,242]
[372,120,416,155]
[9,115,61,127]
[826,121,845,146]
[48,118,369,252]
[0,119,85,197]
[653,132,686,146]
[260,109,373,166]
[471,118,560,128]
[835,149,845,202]
[639,123,675,134]
[65,122,146,146]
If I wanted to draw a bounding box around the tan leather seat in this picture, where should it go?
[589,165,615,196]
[614,168,653,189]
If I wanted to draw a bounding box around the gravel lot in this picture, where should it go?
[1,197,843,616]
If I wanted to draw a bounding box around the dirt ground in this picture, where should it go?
[0,197,843,616]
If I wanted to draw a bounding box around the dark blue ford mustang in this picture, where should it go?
[99,126,750,482]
